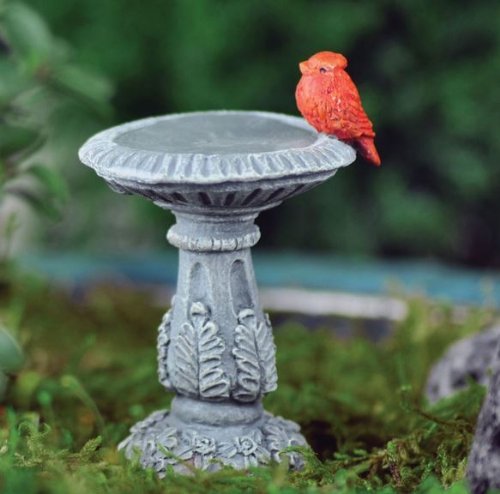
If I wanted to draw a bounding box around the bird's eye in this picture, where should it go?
[319,67,327,73]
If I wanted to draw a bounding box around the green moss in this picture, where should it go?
[0,278,494,493]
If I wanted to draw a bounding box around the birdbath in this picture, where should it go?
[79,110,355,474]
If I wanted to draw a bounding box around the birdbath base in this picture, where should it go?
[119,400,305,474]
[78,111,355,475]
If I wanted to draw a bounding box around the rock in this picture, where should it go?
[466,346,500,494]
[426,324,500,403]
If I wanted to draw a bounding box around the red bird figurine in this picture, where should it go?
[295,51,381,166]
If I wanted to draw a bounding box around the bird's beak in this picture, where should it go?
[299,61,308,74]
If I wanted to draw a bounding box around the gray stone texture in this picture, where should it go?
[466,339,500,494]
[426,324,500,403]
[79,111,356,473]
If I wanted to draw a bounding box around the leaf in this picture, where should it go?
[76,436,102,463]
[49,64,114,121]
[232,310,261,402]
[157,308,173,390]
[171,302,230,400]
[256,314,278,394]
[52,64,113,104]
[5,185,61,219]
[0,59,32,104]
[198,320,229,400]
[0,124,41,158]
[2,3,54,69]
[173,322,198,397]
[5,164,68,220]
[24,164,68,203]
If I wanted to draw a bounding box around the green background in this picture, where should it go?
[4,0,500,267]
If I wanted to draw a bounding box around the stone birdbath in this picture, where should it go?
[79,110,355,474]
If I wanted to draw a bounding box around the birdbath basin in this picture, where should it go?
[79,110,356,474]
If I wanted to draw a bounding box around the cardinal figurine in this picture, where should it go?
[295,51,381,166]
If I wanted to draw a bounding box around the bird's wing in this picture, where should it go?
[331,69,375,138]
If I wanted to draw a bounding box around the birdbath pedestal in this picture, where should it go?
[79,111,355,474]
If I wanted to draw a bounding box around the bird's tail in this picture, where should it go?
[355,136,381,166]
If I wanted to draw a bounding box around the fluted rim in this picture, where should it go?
[78,110,356,185]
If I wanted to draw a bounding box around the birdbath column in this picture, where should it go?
[165,209,273,404]
[78,111,356,474]
[120,209,306,474]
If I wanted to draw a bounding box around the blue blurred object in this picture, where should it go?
[19,251,500,308]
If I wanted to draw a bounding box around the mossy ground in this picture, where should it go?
[0,275,495,493]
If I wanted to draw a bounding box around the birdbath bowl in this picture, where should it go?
[79,110,356,474]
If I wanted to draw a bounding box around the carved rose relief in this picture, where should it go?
[119,409,306,475]
[263,414,305,469]
[219,431,271,469]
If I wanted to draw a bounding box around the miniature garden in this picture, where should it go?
[1,2,499,493]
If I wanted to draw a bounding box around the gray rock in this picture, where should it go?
[79,111,356,473]
[426,324,500,403]
[466,342,500,494]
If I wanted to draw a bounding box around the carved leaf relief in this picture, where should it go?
[232,309,278,402]
[233,309,278,402]
[173,321,198,397]
[232,309,261,402]
[157,298,176,391]
[172,301,229,400]
[257,314,278,393]
[198,317,230,399]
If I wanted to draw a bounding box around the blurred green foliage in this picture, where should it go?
[0,278,495,492]
[9,0,500,266]
[0,324,24,399]
[0,1,113,262]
